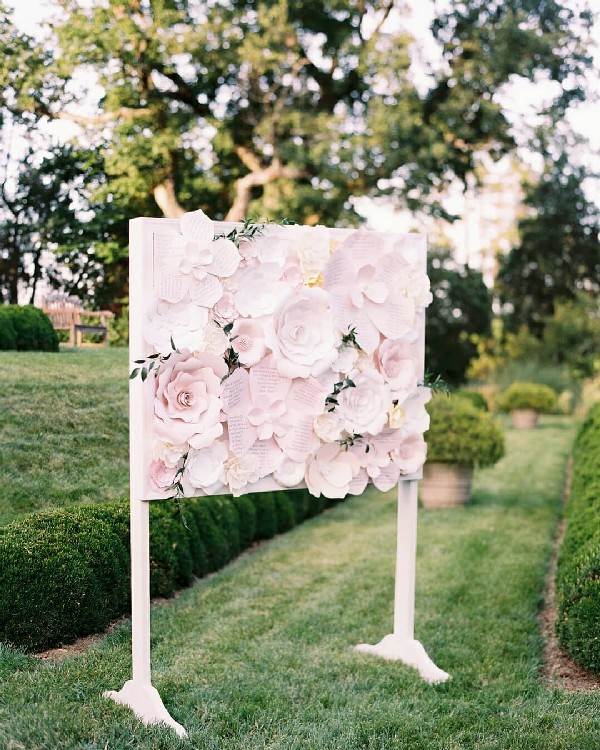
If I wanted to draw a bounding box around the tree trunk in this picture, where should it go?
[153,178,185,219]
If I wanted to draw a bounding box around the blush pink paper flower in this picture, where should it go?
[305,443,361,499]
[148,459,177,493]
[265,287,338,378]
[375,339,419,401]
[154,350,227,449]
[176,209,241,282]
[230,318,267,367]
[186,440,228,492]
[336,369,392,436]
[392,433,427,475]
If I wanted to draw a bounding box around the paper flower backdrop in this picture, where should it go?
[141,210,432,499]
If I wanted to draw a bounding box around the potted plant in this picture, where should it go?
[497,381,557,429]
[420,395,505,508]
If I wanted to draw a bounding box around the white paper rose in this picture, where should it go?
[234,263,291,318]
[376,339,418,400]
[305,443,360,499]
[230,318,267,367]
[273,457,307,488]
[265,287,338,378]
[144,297,208,351]
[154,350,227,449]
[336,369,391,436]
[185,440,228,492]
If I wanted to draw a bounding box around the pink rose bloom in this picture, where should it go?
[392,434,427,475]
[306,443,360,499]
[266,287,338,378]
[154,350,227,449]
[213,291,239,326]
[376,339,418,400]
[148,459,177,493]
[231,318,267,367]
[336,369,391,436]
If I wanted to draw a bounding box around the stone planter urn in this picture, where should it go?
[510,408,539,429]
[420,463,473,509]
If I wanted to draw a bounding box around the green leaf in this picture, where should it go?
[129,368,140,379]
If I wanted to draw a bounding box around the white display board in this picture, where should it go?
[105,213,450,738]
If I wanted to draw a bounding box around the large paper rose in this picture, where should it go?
[392,433,427,475]
[336,369,391,436]
[265,287,338,378]
[305,443,360,498]
[154,350,227,448]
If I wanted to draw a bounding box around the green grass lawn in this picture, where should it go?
[0,349,129,525]
[2,407,598,749]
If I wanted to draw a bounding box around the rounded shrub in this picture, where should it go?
[274,492,296,534]
[426,395,505,467]
[0,305,59,352]
[453,389,489,412]
[231,495,257,550]
[252,492,277,539]
[497,382,558,413]
[0,307,17,350]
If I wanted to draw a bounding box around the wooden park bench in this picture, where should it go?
[42,292,114,347]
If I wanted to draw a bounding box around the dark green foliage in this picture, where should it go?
[453,390,489,412]
[251,492,277,540]
[0,485,347,650]
[274,492,296,534]
[305,492,326,518]
[231,495,257,550]
[426,250,493,386]
[497,154,600,336]
[426,395,505,467]
[0,305,58,352]
[556,402,600,673]
[0,509,129,651]
[0,306,17,349]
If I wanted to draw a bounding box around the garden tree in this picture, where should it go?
[426,248,492,386]
[496,152,600,336]
[33,0,594,223]
[0,145,104,305]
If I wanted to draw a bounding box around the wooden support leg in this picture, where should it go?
[355,480,450,684]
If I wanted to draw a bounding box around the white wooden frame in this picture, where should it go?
[104,218,450,738]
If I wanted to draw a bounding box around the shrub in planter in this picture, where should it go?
[497,381,557,428]
[421,395,505,508]
[453,389,489,412]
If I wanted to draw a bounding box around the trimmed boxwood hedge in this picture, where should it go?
[556,401,600,673]
[0,305,59,352]
[0,486,330,652]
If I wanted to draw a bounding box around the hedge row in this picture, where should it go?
[556,401,600,673]
[0,487,335,652]
[0,305,59,352]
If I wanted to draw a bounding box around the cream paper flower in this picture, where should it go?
[335,369,392,436]
[212,291,239,326]
[265,287,338,378]
[223,452,261,494]
[313,412,345,442]
[153,438,187,469]
[154,350,227,448]
[305,443,360,499]
[273,457,307,488]
[192,320,229,357]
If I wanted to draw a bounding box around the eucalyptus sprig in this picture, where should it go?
[166,452,190,528]
[215,321,244,382]
[130,337,180,381]
[326,377,356,412]
[419,371,450,395]
[337,432,363,450]
[215,217,265,248]
[339,325,364,352]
